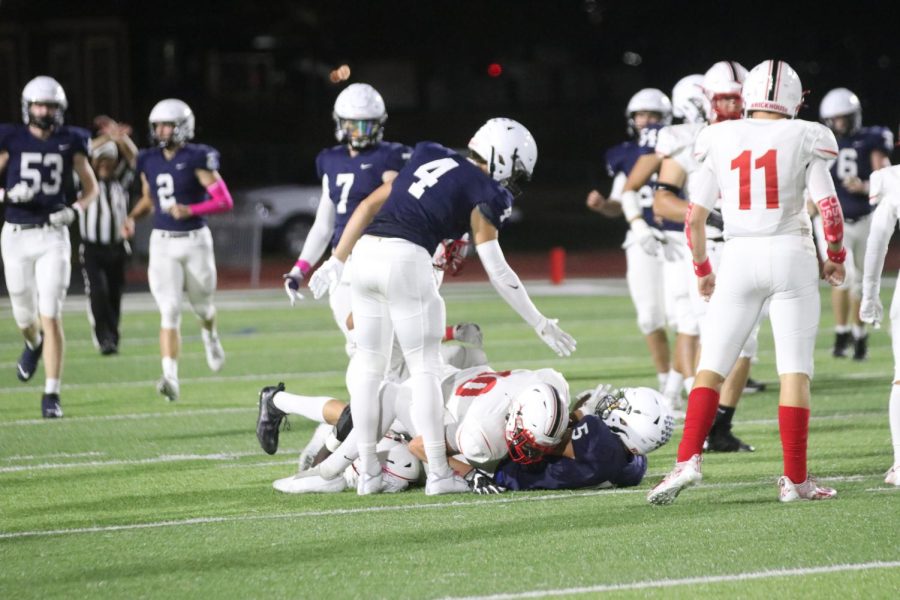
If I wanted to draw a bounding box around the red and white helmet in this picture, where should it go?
[599,387,674,455]
[625,88,672,137]
[671,74,706,124]
[819,87,862,135]
[701,61,748,122]
[742,60,804,118]
[504,383,568,465]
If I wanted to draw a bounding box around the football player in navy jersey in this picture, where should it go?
[282,83,411,357]
[309,118,576,496]
[0,76,98,418]
[122,99,234,402]
[816,88,893,360]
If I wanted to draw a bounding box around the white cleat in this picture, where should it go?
[156,377,180,402]
[647,454,703,505]
[298,423,332,471]
[202,330,225,372]
[273,473,347,494]
[425,472,470,496]
[885,465,900,486]
[777,475,837,502]
[357,472,383,496]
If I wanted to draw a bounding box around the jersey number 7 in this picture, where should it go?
[731,149,779,210]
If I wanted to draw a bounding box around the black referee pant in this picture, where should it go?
[79,242,128,354]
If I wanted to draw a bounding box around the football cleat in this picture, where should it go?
[202,330,225,372]
[832,332,851,358]
[16,339,43,382]
[884,465,900,486]
[156,377,179,402]
[778,475,837,502]
[424,472,470,495]
[41,393,63,419]
[647,454,703,505]
[852,334,868,361]
[705,428,755,452]
[99,340,118,356]
[273,473,347,494]
[742,377,766,394]
[256,383,286,455]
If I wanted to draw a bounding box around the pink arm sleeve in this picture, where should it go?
[189,179,234,216]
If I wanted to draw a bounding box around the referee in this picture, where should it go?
[78,117,137,355]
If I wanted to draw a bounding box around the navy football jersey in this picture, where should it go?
[136,143,221,231]
[316,141,410,247]
[493,415,647,491]
[830,126,894,220]
[605,124,680,232]
[1,124,90,225]
[365,142,514,252]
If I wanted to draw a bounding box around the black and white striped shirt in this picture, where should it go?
[78,174,131,245]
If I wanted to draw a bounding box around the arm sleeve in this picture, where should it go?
[862,172,895,300]
[608,172,627,202]
[298,175,337,264]
[475,239,543,328]
[806,158,838,201]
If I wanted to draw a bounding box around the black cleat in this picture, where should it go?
[832,332,851,358]
[41,393,63,419]
[742,377,766,394]
[16,339,43,382]
[705,428,754,452]
[256,382,287,455]
[852,334,868,361]
[99,341,119,355]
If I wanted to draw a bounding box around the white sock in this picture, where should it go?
[890,385,900,464]
[835,324,851,334]
[425,441,452,477]
[202,327,218,342]
[851,324,866,339]
[683,376,695,395]
[273,392,332,422]
[409,373,450,475]
[657,372,668,392]
[357,441,380,477]
[162,357,178,380]
[44,378,60,394]
[663,369,684,399]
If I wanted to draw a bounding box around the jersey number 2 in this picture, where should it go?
[731,149,779,210]
[156,174,176,211]
[408,158,458,199]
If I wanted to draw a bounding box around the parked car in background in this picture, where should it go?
[232,184,321,255]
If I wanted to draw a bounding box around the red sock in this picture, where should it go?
[779,405,809,483]
[677,387,720,462]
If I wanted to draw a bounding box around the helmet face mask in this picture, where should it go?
[701,61,748,123]
[336,118,384,150]
[21,76,67,130]
[148,98,195,149]
[625,88,672,138]
[504,383,568,465]
[820,87,862,136]
[333,83,387,150]
[599,388,674,455]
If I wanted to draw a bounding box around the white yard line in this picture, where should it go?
[0,449,302,473]
[442,561,900,600]
[5,451,105,461]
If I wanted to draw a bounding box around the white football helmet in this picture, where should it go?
[382,439,422,485]
[468,117,538,192]
[742,60,803,118]
[625,88,672,137]
[598,387,674,455]
[504,382,568,464]
[671,74,706,124]
[333,83,387,150]
[21,76,67,129]
[819,87,862,135]
[701,61,748,122]
[148,98,195,148]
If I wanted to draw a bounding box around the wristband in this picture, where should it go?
[295,259,312,276]
[693,257,712,277]
[827,247,847,264]
[444,326,455,342]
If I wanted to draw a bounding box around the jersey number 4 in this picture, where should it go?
[731,149,779,210]
[408,158,458,199]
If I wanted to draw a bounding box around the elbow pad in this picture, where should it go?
[816,195,844,245]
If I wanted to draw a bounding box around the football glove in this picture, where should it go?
[464,468,506,495]
[5,181,35,204]
[308,256,344,299]
[433,237,470,276]
[48,206,76,227]
[859,295,883,328]
[282,266,305,306]
[535,317,576,357]
[630,219,667,256]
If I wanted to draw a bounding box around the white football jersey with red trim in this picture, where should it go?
[692,118,838,238]
[869,165,900,218]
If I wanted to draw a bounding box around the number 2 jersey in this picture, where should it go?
[0,123,90,225]
[365,142,514,252]
[136,143,221,232]
[316,141,411,248]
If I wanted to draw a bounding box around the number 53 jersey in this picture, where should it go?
[366,142,514,253]
[0,124,90,225]
[692,119,838,239]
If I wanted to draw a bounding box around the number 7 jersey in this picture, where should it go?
[692,118,838,238]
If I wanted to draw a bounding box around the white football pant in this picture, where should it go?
[814,213,870,298]
[1,223,71,326]
[148,227,217,329]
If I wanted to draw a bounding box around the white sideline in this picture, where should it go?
[0,475,876,540]
[442,561,900,600]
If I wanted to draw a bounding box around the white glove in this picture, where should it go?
[630,219,666,256]
[282,266,305,306]
[859,295,883,328]
[573,383,614,415]
[534,317,576,357]
[48,206,76,227]
[308,256,344,299]
[661,236,685,262]
[5,182,35,204]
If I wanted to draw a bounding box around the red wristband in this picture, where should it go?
[693,258,712,277]
[827,247,846,264]
[444,326,455,342]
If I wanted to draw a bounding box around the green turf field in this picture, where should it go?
[1,281,898,599]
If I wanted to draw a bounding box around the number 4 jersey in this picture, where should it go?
[0,123,90,225]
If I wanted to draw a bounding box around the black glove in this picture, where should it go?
[464,468,506,495]
[706,209,724,231]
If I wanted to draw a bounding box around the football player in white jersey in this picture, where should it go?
[648,60,847,505]
[653,62,760,452]
[859,162,900,486]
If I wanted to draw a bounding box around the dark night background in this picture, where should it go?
[1,0,898,252]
